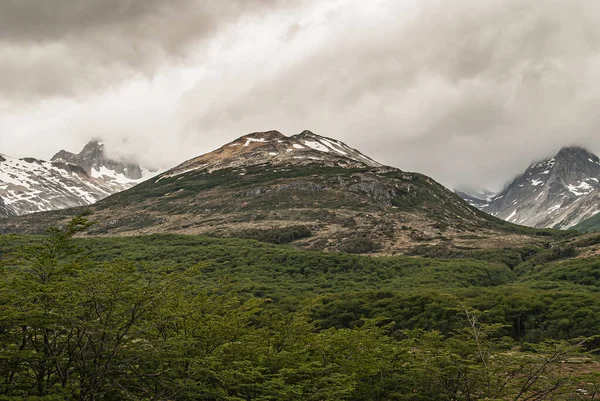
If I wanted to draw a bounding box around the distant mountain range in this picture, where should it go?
[458,147,600,230]
[0,141,154,217]
[0,130,546,254]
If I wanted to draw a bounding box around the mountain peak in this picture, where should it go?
[557,145,592,154]
[459,145,600,229]
[555,146,597,160]
[293,130,319,139]
[227,130,287,146]
[6,129,518,255]
[164,130,382,179]
[81,139,105,151]
[52,139,144,180]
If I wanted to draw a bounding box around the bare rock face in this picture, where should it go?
[0,141,153,217]
[460,147,600,229]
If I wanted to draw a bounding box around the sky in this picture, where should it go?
[1,0,600,192]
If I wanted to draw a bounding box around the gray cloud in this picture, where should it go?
[0,0,297,99]
[3,0,600,192]
[176,0,600,191]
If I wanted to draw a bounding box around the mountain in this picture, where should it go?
[51,140,144,180]
[0,141,153,217]
[459,147,600,229]
[0,130,561,253]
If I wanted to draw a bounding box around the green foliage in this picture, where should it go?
[571,234,600,248]
[407,244,540,269]
[338,237,381,254]
[516,257,600,287]
[0,219,597,400]
[230,225,312,244]
[529,245,578,264]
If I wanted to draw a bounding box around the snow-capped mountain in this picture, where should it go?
[52,140,144,181]
[460,147,600,229]
[162,130,382,179]
[0,141,153,217]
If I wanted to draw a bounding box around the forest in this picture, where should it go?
[0,217,599,400]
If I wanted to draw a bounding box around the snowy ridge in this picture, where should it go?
[0,141,155,217]
[459,147,600,229]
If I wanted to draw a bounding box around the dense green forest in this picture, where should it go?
[0,218,599,400]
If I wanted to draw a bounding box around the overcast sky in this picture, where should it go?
[1,0,599,191]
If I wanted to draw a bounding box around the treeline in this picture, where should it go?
[0,219,596,400]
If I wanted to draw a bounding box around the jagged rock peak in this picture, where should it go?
[52,139,143,180]
[556,146,597,158]
[550,146,599,166]
[293,130,319,138]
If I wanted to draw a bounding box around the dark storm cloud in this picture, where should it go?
[0,0,294,99]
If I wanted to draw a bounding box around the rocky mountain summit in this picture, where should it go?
[460,147,600,229]
[0,141,152,217]
[52,140,144,180]
[0,130,550,254]
[162,130,381,179]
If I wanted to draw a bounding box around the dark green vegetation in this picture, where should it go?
[1,220,600,400]
[227,225,313,244]
[574,213,600,233]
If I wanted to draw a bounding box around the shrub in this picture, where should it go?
[235,225,312,244]
[339,237,381,254]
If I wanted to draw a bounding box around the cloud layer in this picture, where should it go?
[2,0,600,191]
